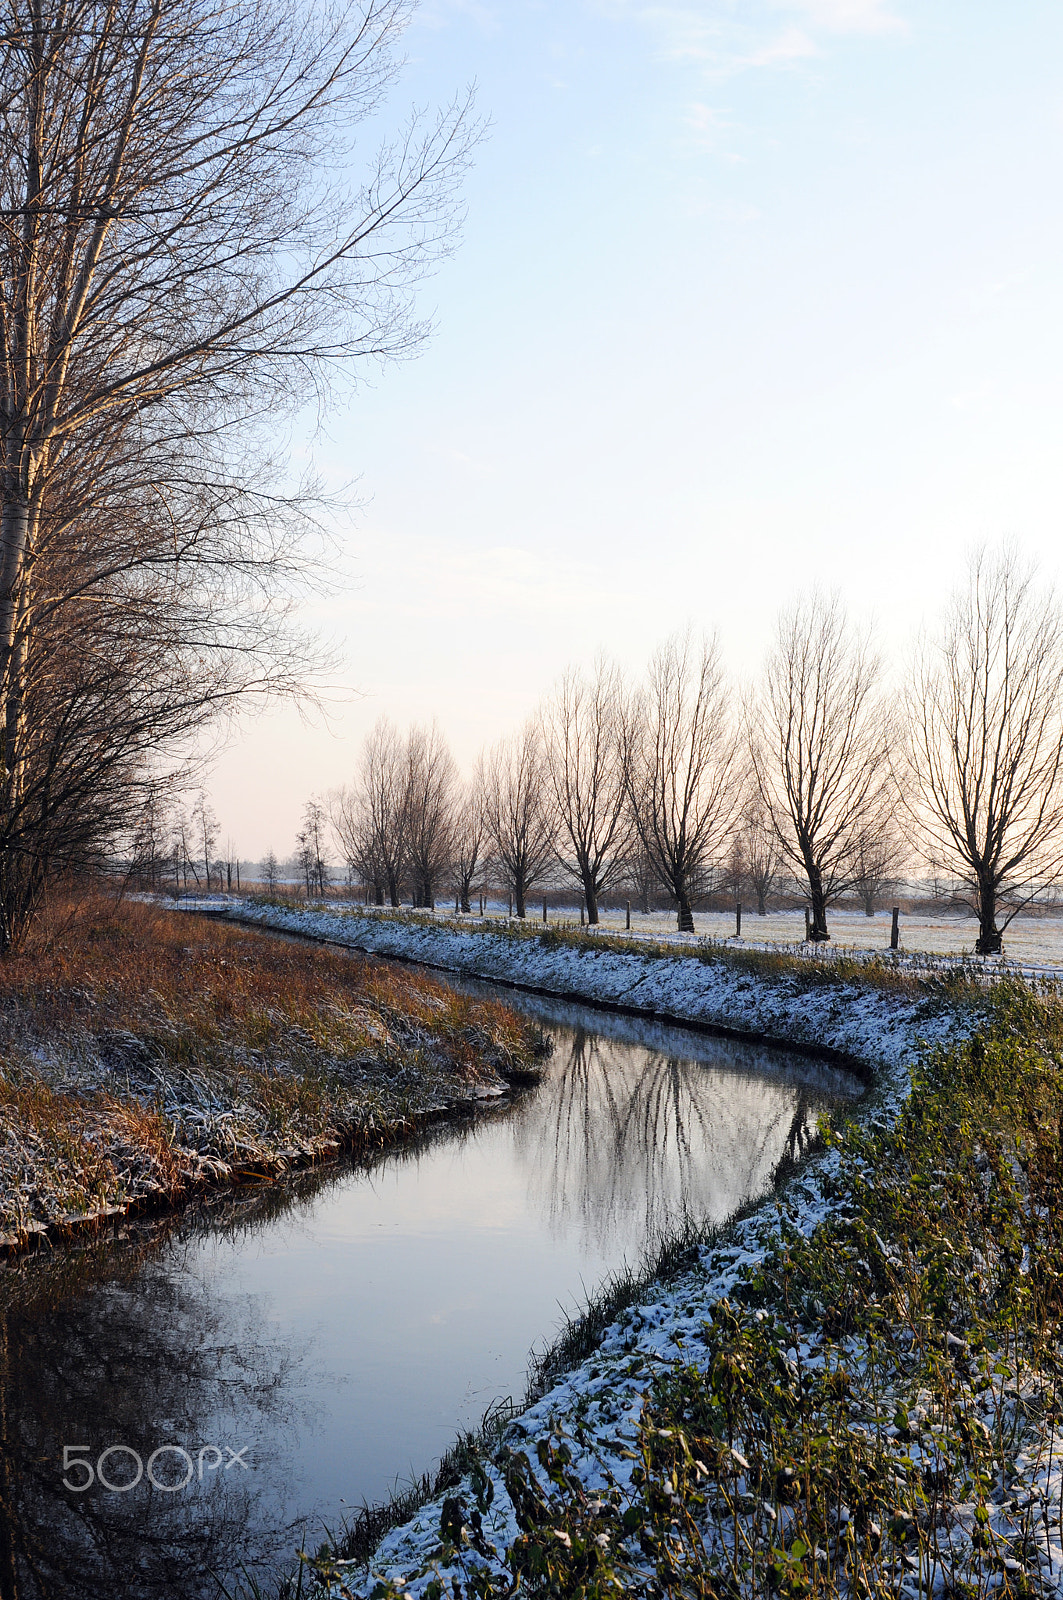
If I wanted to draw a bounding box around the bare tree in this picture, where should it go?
[851,826,903,917]
[262,849,280,895]
[902,548,1063,954]
[191,793,220,893]
[541,659,632,925]
[403,722,456,909]
[333,718,409,907]
[127,788,174,891]
[297,799,330,898]
[483,722,555,918]
[453,770,488,914]
[626,632,739,933]
[750,594,889,942]
[0,0,476,949]
[741,797,782,916]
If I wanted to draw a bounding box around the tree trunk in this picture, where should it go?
[387,871,400,908]
[676,885,694,933]
[756,887,767,915]
[976,879,1002,954]
[807,864,830,941]
[460,883,471,914]
[863,893,875,916]
[514,868,526,919]
[584,878,599,925]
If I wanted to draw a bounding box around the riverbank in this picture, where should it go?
[0,898,547,1251]
[229,900,968,1075]
[222,908,1063,1600]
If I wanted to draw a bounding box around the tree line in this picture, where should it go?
[313,549,1063,957]
[0,0,476,953]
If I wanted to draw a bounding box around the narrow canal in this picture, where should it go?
[0,972,862,1599]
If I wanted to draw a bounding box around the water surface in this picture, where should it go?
[0,979,860,1598]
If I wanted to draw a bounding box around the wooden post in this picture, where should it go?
[579,902,585,926]
[804,906,811,942]
[508,894,513,917]
[542,898,547,923]
[236,862,240,892]
[891,906,900,950]
[626,899,631,931]
[735,902,742,938]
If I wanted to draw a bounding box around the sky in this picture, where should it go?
[207,0,1063,859]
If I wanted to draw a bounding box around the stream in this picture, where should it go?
[0,969,862,1599]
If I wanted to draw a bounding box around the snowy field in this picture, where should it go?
[230,897,1063,973]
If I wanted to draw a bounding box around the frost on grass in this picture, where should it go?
[0,897,546,1245]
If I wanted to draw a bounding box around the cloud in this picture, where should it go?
[594,0,905,76]
[780,0,904,35]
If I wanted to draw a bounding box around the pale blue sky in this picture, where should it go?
[211,1,1063,858]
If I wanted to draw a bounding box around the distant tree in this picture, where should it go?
[741,797,782,916]
[333,719,408,907]
[297,800,330,898]
[128,789,173,891]
[622,837,658,917]
[720,836,746,908]
[453,771,488,914]
[541,658,632,925]
[262,850,280,895]
[192,794,220,894]
[170,807,198,892]
[403,724,456,909]
[626,631,739,933]
[483,723,555,918]
[902,548,1063,954]
[750,594,890,942]
[851,826,903,917]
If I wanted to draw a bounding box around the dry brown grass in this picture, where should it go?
[0,893,546,1246]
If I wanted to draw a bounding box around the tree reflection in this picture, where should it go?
[509,1016,845,1254]
[0,1191,327,1600]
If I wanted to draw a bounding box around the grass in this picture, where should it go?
[286,976,1063,1600]
[0,893,547,1246]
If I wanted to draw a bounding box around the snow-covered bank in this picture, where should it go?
[331,969,1063,1600]
[230,902,950,1077]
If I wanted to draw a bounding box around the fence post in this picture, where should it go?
[626,899,631,931]
[736,902,742,938]
[891,906,900,950]
[543,898,547,923]
[508,894,513,917]
[580,902,585,926]
[804,906,811,942]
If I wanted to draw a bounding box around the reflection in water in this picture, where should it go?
[0,983,861,1599]
[0,1188,332,1600]
[496,994,849,1254]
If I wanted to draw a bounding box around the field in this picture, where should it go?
[246,894,1063,972]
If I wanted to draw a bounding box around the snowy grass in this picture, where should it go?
[0,896,546,1247]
